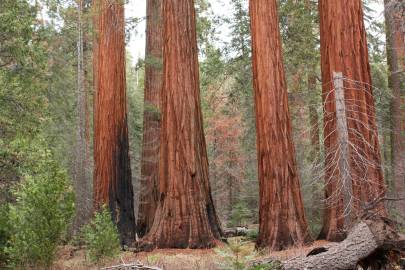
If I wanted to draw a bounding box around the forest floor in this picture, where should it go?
[53,239,330,270]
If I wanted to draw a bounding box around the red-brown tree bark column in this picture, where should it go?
[140,0,222,249]
[249,0,312,251]
[318,0,386,241]
[93,0,136,245]
[384,0,405,217]
[137,0,163,238]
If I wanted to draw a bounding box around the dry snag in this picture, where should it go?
[93,0,136,245]
[139,0,222,249]
[249,0,312,250]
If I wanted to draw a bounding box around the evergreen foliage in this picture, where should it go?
[82,207,121,263]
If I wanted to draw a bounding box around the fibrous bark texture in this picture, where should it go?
[93,0,136,245]
[384,0,405,218]
[249,0,312,250]
[318,0,386,241]
[140,0,222,249]
[137,0,163,238]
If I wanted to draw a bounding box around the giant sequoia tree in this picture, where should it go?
[318,0,386,241]
[137,0,163,238]
[384,0,405,217]
[140,0,222,249]
[93,0,136,245]
[249,0,312,250]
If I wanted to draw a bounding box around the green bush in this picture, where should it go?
[0,204,10,268]
[229,201,252,227]
[6,143,74,270]
[216,239,255,270]
[82,207,121,263]
[245,229,259,241]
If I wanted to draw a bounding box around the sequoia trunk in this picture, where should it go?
[140,0,222,249]
[318,0,386,241]
[384,0,405,217]
[249,0,312,250]
[137,0,163,238]
[93,0,136,245]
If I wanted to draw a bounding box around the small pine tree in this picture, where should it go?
[82,207,121,263]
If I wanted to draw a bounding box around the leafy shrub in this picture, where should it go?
[229,201,252,227]
[6,143,75,270]
[82,207,120,263]
[0,204,10,268]
[245,228,259,241]
[216,239,255,270]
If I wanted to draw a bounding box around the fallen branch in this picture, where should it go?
[100,262,162,270]
[252,217,404,270]
[223,226,252,238]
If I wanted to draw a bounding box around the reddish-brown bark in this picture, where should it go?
[384,0,405,217]
[140,0,222,250]
[249,0,312,250]
[137,0,163,238]
[318,0,386,241]
[93,0,136,245]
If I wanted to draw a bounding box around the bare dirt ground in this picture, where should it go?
[52,240,331,270]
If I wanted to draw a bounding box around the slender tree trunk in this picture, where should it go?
[93,0,136,245]
[308,75,322,224]
[72,0,91,235]
[137,0,163,238]
[140,0,222,249]
[318,0,386,241]
[249,0,312,251]
[384,0,405,218]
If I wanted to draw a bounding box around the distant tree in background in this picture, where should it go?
[384,0,405,220]
[205,79,246,226]
[279,0,323,235]
[249,0,312,250]
[93,0,136,245]
[137,0,163,238]
[72,0,92,236]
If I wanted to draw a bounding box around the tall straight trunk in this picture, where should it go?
[249,0,312,251]
[318,0,386,241]
[137,0,163,238]
[72,0,91,234]
[384,0,405,217]
[93,0,136,245]
[308,75,322,223]
[140,0,222,249]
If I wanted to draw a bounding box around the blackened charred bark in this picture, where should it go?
[93,0,136,246]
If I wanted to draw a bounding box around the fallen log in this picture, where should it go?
[223,227,250,238]
[100,262,162,270]
[253,217,404,270]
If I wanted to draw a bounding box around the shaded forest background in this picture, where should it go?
[0,0,403,268]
